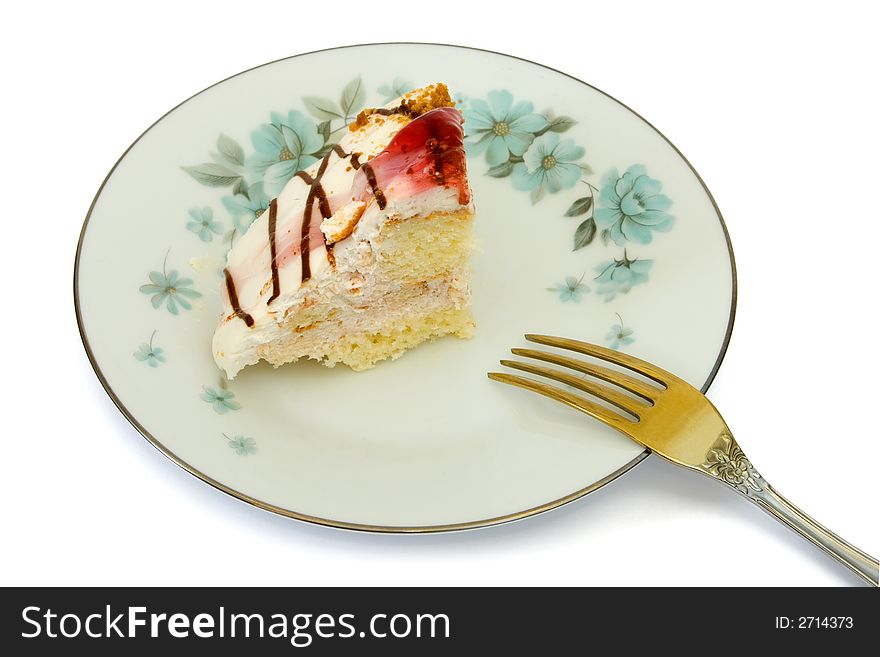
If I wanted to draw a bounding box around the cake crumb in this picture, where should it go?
[322,201,366,244]
[349,83,453,132]
[401,82,452,116]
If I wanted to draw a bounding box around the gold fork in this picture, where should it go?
[489,334,879,586]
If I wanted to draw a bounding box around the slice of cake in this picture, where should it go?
[213,83,475,378]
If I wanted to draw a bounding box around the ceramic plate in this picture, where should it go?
[75,43,735,531]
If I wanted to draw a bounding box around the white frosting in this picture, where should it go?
[212,91,469,378]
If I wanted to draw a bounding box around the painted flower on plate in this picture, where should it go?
[222,182,270,234]
[201,386,241,414]
[605,316,635,350]
[186,206,223,242]
[246,110,324,196]
[594,165,674,246]
[512,132,585,201]
[377,77,413,103]
[133,342,165,367]
[548,274,588,302]
[226,435,257,456]
[463,90,548,166]
[593,252,652,302]
[139,259,201,315]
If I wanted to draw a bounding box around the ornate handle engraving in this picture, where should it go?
[700,432,878,586]
[701,433,764,496]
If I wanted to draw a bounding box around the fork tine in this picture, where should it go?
[487,372,637,435]
[500,359,646,418]
[525,334,676,386]
[510,348,660,402]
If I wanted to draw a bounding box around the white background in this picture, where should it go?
[2,0,877,586]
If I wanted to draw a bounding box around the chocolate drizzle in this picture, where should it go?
[266,198,280,303]
[295,170,314,185]
[333,144,362,170]
[360,162,387,209]
[224,268,254,327]
[298,152,335,283]
[349,104,421,132]
[372,105,416,118]
[282,147,364,288]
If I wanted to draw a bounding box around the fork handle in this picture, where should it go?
[698,433,878,585]
[745,484,879,586]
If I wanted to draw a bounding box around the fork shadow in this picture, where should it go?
[89,362,866,587]
[247,457,867,586]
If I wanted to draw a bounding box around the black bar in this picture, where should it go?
[1,587,875,654]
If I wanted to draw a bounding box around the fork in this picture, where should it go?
[489,334,879,586]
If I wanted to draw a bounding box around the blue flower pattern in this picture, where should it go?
[463,90,548,166]
[222,182,270,235]
[201,386,241,414]
[247,110,324,197]
[139,252,201,315]
[186,206,223,242]
[513,133,585,201]
[595,165,674,245]
[548,275,588,302]
[605,315,635,350]
[133,331,166,368]
[225,435,257,456]
[594,253,653,302]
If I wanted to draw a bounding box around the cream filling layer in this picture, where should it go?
[213,262,471,378]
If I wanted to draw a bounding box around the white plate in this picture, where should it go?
[75,44,735,531]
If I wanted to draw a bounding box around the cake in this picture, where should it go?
[213,83,475,378]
